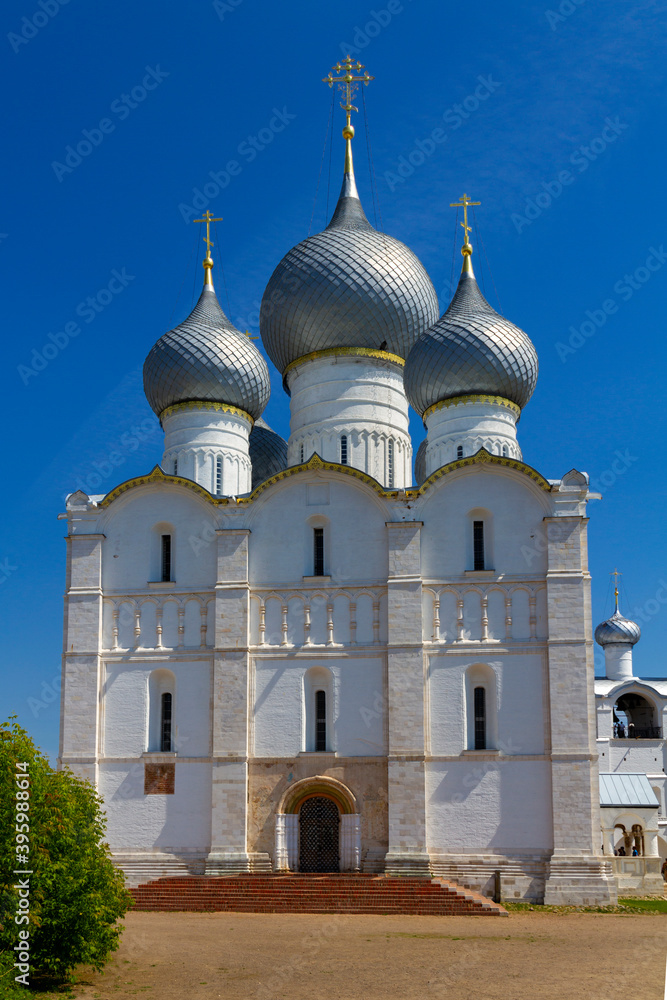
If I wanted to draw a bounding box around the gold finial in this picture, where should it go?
[193,210,223,287]
[450,193,481,275]
[323,55,374,173]
[612,568,621,613]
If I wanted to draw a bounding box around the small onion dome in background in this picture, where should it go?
[249,418,288,489]
[595,610,641,647]
[414,438,427,487]
[144,285,270,420]
[259,167,439,374]
[404,270,538,417]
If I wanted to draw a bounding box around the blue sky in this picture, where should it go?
[3,0,667,759]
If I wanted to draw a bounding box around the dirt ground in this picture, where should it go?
[73,910,666,1000]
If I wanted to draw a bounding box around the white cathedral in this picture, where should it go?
[57,66,667,905]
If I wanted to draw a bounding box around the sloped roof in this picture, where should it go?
[599,772,659,808]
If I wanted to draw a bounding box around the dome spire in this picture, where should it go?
[450,193,481,276]
[194,210,223,289]
[612,566,621,613]
[323,55,374,192]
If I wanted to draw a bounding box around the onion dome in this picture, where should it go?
[595,585,641,647]
[259,144,438,375]
[414,439,427,487]
[404,220,538,417]
[144,242,270,420]
[249,418,288,489]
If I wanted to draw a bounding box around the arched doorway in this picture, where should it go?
[613,693,658,738]
[298,796,340,872]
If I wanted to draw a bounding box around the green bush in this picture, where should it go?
[0,717,133,982]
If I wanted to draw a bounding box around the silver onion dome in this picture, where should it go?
[144,285,270,420]
[404,269,539,416]
[259,168,439,374]
[595,610,641,647]
[414,438,427,487]
[249,418,288,489]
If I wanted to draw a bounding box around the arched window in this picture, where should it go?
[161,534,172,582]
[340,435,348,465]
[161,692,172,751]
[313,527,325,576]
[465,664,497,751]
[502,445,509,457]
[473,686,486,749]
[173,456,178,476]
[457,445,464,459]
[303,667,333,752]
[473,521,485,570]
[148,669,175,752]
[387,440,394,488]
[613,693,659,739]
[215,456,223,495]
[315,690,327,751]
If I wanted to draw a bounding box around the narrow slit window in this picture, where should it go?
[502,445,508,457]
[387,440,394,488]
[160,692,172,752]
[340,435,348,465]
[300,443,304,463]
[315,689,326,751]
[161,534,172,582]
[313,527,324,576]
[457,445,464,459]
[473,520,485,571]
[215,456,223,495]
[173,457,178,476]
[473,686,486,750]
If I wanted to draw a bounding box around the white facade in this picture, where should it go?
[58,446,618,903]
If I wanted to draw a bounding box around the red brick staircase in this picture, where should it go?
[130,873,507,916]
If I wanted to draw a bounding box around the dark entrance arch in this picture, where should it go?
[298,796,340,872]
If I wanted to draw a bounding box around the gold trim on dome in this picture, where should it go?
[284,347,405,380]
[159,400,254,424]
[423,394,521,422]
[99,465,229,508]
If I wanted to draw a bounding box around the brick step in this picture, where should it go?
[130,875,506,916]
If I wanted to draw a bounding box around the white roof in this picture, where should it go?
[599,772,659,808]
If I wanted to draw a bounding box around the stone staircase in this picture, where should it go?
[129,873,508,916]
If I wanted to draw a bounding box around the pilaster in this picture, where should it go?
[384,521,430,875]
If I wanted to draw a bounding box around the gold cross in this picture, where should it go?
[450,193,481,248]
[323,55,374,134]
[611,567,621,611]
[194,210,223,259]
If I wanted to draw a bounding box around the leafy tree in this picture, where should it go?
[0,717,133,982]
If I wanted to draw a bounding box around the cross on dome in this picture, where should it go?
[322,55,374,141]
[194,210,223,287]
[450,193,480,273]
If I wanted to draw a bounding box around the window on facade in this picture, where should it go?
[315,689,327,751]
[502,445,508,457]
[474,686,486,750]
[161,534,172,582]
[457,445,463,459]
[340,435,348,465]
[473,521,485,570]
[313,527,325,576]
[387,440,394,488]
[300,443,304,463]
[160,692,172,752]
[173,457,178,476]
[215,456,223,495]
